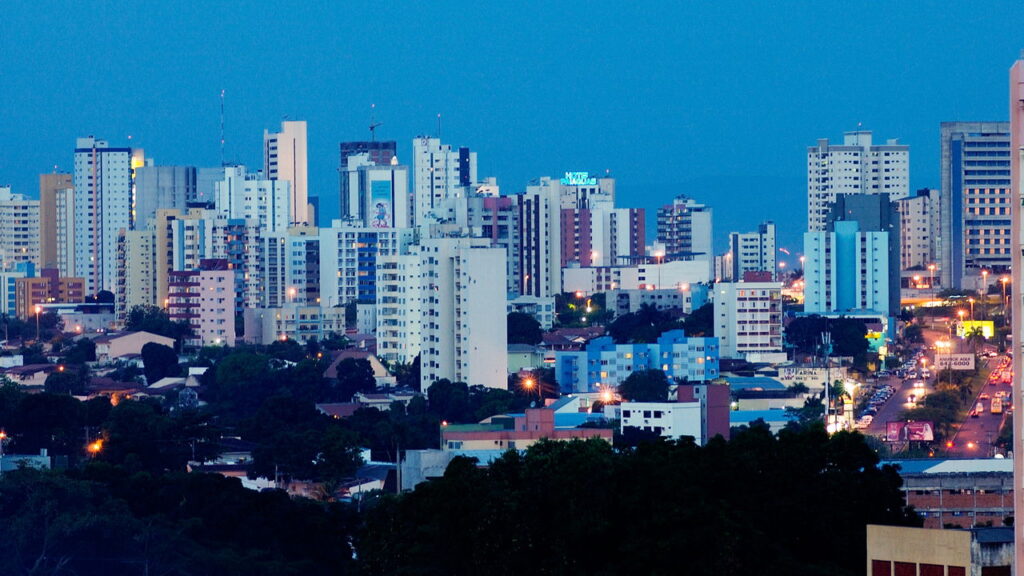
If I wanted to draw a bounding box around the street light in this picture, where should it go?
[913,275,922,289]
[968,298,975,320]
[0,429,7,472]
[928,263,936,290]
[981,270,989,318]
[34,305,41,341]
[87,439,103,456]
[1002,276,1011,312]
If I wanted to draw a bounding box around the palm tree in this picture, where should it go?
[965,326,986,354]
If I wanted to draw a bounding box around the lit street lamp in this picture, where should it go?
[0,429,7,473]
[34,305,41,341]
[928,263,936,290]
[1002,276,1011,312]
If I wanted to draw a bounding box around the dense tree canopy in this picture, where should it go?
[608,303,683,343]
[141,342,181,384]
[618,369,671,402]
[125,305,194,349]
[359,425,920,576]
[507,312,543,345]
[785,315,870,358]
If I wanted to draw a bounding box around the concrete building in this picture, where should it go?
[518,177,564,298]
[804,194,901,317]
[339,141,397,221]
[262,226,319,308]
[243,304,347,345]
[38,172,72,270]
[54,186,75,278]
[263,120,309,225]
[419,236,507,391]
[506,295,557,330]
[0,187,40,269]
[338,153,411,229]
[376,249,422,364]
[941,122,1011,289]
[15,269,85,320]
[562,260,711,294]
[115,229,157,325]
[866,524,1011,576]
[318,223,415,307]
[896,189,941,276]
[94,331,175,362]
[607,285,710,317]
[804,221,892,316]
[1009,58,1024,564]
[167,260,235,347]
[429,193,520,296]
[713,282,783,360]
[656,194,713,276]
[73,136,136,295]
[0,262,33,317]
[441,407,613,458]
[617,384,731,446]
[214,165,292,233]
[727,221,776,281]
[412,136,476,226]
[554,329,720,394]
[884,458,1013,530]
[807,131,909,232]
[133,165,196,230]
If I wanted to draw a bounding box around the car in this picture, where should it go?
[907,394,917,404]
[913,381,925,388]
[980,393,990,400]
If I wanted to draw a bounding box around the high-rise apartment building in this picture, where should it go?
[419,236,507,391]
[896,189,941,275]
[376,248,422,365]
[134,165,197,230]
[713,282,783,360]
[73,137,134,295]
[807,131,909,232]
[263,120,309,225]
[318,223,415,307]
[412,137,476,226]
[804,221,892,316]
[0,187,40,269]
[262,226,320,308]
[39,173,72,270]
[727,221,776,281]
[1007,56,1024,571]
[115,229,157,325]
[339,141,396,220]
[168,259,235,347]
[656,195,714,275]
[339,154,410,229]
[214,166,292,233]
[15,269,85,320]
[940,122,1011,289]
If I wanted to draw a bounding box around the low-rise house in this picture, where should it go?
[323,350,397,388]
[441,407,612,464]
[2,364,57,388]
[94,331,175,363]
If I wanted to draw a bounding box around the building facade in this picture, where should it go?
[713,282,783,359]
[264,120,309,225]
[727,221,776,281]
[807,131,909,232]
[167,260,235,347]
[38,172,72,270]
[412,136,476,226]
[0,187,40,269]
[656,195,713,275]
[134,165,196,230]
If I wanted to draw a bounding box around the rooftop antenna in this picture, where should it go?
[369,104,382,142]
[437,113,442,139]
[219,89,226,166]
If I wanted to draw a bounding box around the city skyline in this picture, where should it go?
[2,2,1023,255]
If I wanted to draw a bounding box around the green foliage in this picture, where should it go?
[358,429,919,575]
[555,292,613,327]
[785,315,870,358]
[99,399,221,473]
[267,338,307,363]
[327,358,376,402]
[901,389,961,441]
[44,366,88,396]
[507,312,543,345]
[608,303,682,343]
[903,324,924,344]
[141,342,180,384]
[618,369,671,402]
[124,305,194,349]
[62,338,97,364]
[681,302,715,337]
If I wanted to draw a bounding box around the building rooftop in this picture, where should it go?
[883,458,1013,475]
[723,377,788,392]
[729,409,796,425]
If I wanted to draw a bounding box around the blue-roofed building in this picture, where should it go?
[554,329,719,394]
[724,376,788,392]
[729,409,796,432]
[881,458,1013,529]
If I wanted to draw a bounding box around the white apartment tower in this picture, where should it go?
[376,248,423,365]
[0,187,40,269]
[895,189,941,272]
[807,131,909,232]
[519,177,563,298]
[412,137,476,226]
[727,221,776,281]
[115,229,157,325]
[214,166,292,233]
[73,137,134,295]
[264,120,309,225]
[713,281,783,359]
[317,223,416,307]
[419,237,507,391]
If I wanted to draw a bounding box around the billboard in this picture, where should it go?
[370,180,393,228]
[885,421,935,442]
[934,354,975,371]
[956,320,994,339]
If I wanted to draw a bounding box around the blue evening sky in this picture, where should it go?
[1,2,1022,263]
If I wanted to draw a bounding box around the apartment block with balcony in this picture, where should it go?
[713,282,783,360]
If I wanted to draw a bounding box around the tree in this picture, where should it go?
[608,304,682,343]
[141,342,180,384]
[328,358,376,402]
[428,379,471,422]
[681,302,714,337]
[507,312,543,345]
[618,369,670,402]
[62,338,96,364]
[267,337,307,363]
[43,366,88,396]
[125,305,194,349]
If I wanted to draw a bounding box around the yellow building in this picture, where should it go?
[866,524,1011,576]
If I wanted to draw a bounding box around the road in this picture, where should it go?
[864,371,935,438]
[946,355,1009,457]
